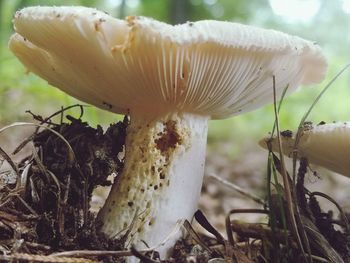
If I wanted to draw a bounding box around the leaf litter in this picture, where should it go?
[0,106,127,262]
[0,106,233,262]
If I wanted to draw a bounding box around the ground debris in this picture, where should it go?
[0,109,127,262]
[2,107,350,263]
[242,149,350,263]
[200,149,350,263]
[0,110,229,263]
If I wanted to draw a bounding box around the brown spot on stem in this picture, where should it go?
[155,120,181,153]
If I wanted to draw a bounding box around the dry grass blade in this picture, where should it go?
[13,104,86,155]
[183,220,213,253]
[194,210,236,261]
[271,76,310,262]
[208,173,265,205]
[0,122,76,164]
[19,162,31,193]
[148,219,185,252]
[194,210,225,245]
[302,216,344,263]
[268,152,311,257]
[32,104,86,125]
[0,253,98,263]
[123,208,148,247]
[0,146,19,179]
[269,84,290,138]
[14,194,38,216]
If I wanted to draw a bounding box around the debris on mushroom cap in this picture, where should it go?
[259,121,350,177]
[9,6,327,119]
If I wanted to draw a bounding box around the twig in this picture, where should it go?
[225,209,268,247]
[51,249,152,257]
[0,253,97,263]
[207,173,265,205]
[131,246,159,263]
[230,220,296,247]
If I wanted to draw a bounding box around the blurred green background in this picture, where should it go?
[0,0,350,157]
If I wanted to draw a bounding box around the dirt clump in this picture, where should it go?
[0,110,127,262]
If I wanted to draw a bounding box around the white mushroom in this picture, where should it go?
[9,6,327,258]
[260,122,350,177]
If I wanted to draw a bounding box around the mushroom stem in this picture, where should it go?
[97,112,208,256]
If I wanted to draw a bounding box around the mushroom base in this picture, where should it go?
[97,112,209,258]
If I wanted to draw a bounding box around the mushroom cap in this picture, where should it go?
[9,6,327,119]
[259,122,350,177]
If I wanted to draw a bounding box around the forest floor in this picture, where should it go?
[1,111,350,262]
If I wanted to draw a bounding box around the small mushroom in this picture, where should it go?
[9,6,327,258]
[259,122,350,177]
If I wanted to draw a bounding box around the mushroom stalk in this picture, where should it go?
[97,112,208,255]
